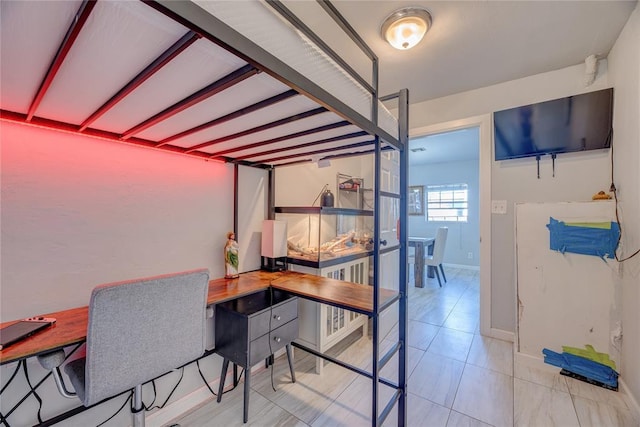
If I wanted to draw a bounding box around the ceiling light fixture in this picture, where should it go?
[381,7,432,50]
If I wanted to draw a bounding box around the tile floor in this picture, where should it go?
[169,267,639,426]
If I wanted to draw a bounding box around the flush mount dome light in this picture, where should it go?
[381,7,432,50]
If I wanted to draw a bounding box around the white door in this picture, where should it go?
[377,145,401,341]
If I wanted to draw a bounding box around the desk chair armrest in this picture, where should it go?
[37,350,77,399]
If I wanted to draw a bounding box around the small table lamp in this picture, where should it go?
[261,220,288,271]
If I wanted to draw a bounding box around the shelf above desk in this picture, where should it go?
[1,270,397,365]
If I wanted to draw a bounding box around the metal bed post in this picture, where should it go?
[234,163,239,237]
[398,88,410,426]
[372,135,381,426]
[371,51,382,427]
[370,15,381,427]
[267,167,276,220]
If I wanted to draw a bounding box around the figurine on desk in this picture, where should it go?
[224,231,239,278]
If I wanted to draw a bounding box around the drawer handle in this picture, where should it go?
[273,337,281,343]
[274,315,281,321]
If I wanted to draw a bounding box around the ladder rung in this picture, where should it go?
[377,389,401,426]
[291,341,372,379]
[379,293,401,312]
[379,341,401,370]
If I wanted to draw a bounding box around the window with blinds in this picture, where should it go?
[427,183,468,222]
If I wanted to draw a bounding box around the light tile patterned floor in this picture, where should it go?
[169,267,639,426]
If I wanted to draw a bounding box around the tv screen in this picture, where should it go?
[494,88,613,161]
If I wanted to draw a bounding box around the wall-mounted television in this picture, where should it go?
[494,88,613,161]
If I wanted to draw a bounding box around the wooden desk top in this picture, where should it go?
[1,270,396,365]
[271,273,396,315]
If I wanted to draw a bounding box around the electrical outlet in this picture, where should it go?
[491,200,507,214]
[467,252,473,259]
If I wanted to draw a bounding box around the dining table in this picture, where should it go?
[408,236,435,288]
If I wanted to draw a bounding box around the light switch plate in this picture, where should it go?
[492,200,508,214]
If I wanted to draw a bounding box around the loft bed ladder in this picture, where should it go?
[239,2,409,424]
[263,92,409,425]
[263,119,409,426]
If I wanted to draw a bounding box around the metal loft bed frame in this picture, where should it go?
[0,1,409,425]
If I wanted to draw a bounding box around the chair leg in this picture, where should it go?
[434,267,442,287]
[132,384,145,427]
[440,264,447,283]
[286,344,296,383]
[217,358,229,403]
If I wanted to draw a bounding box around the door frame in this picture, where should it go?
[410,114,493,338]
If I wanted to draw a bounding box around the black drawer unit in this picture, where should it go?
[214,288,298,423]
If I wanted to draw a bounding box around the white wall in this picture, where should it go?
[237,165,268,272]
[607,3,640,411]
[274,155,374,207]
[409,158,480,267]
[409,62,613,334]
[1,122,234,321]
[0,121,234,425]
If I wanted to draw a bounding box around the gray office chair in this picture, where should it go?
[425,227,448,287]
[37,269,210,427]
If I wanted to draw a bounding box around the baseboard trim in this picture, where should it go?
[513,351,560,374]
[489,328,515,342]
[146,379,218,427]
[145,367,257,427]
[443,263,479,271]
[146,349,287,426]
[620,378,640,422]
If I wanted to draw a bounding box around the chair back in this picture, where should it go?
[83,269,209,405]
[432,227,448,263]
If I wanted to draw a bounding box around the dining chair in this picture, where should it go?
[37,269,210,427]
[425,227,448,287]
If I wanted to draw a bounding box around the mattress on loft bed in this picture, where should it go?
[193,0,399,141]
[0,0,399,166]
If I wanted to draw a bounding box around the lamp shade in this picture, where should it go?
[262,220,288,258]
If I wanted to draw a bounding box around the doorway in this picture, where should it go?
[408,115,492,337]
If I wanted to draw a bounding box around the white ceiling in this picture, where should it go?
[409,127,479,165]
[322,0,637,104]
[304,0,636,165]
